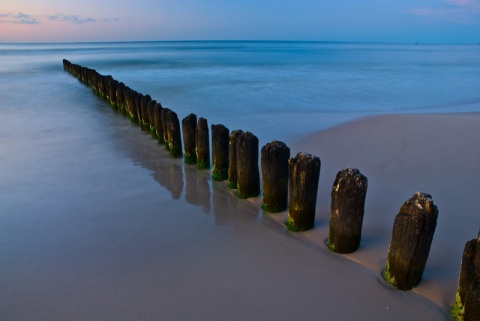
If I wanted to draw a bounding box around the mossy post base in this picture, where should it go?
[236,132,260,199]
[287,152,320,231]
[261,141,290,213]
[451,230,480,321]
[166,110,183,158]
[196,117,210,170]
[327,168,368,253]
[228,130,243,189]
[211,124,230,181]
[384,192,438,291]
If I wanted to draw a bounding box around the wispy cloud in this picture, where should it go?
[409,0,480,23]
[47,14,95,24]
[0,12,39,24]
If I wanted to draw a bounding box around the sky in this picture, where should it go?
[0,0,479,44]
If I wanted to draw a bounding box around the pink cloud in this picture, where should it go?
[409,0,480,24]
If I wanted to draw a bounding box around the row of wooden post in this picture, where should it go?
[63,59,478,320]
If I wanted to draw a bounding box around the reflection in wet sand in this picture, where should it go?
[185,165,211,213]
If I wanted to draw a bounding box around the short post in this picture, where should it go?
[236,131,260,199]
[451,230,480,321]
[166,110,182,158]
[261,141,290,213]
[153,103,164,144]
[228,130,243,189]
[384,192,438,291]
[195,117,210,170]
[211,124,230,181]
[182,113,197,165]
[327,168,368,253]
[287,152,321,231]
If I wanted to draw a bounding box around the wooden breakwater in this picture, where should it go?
[63,59,478,319]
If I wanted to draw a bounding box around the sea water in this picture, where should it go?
[2,41,479,141]
[0,41,478,320]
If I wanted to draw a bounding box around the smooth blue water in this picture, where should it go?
[2,41,480,141]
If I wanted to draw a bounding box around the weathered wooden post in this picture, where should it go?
[211,124,229,181]
[384,192,438,291]
[451,230,480,321]
[236,132,260,199]
[182,113,197,165]
[115,82,125,113]
[161,108,171,149]
[327,168,368,253]
[153,103,164,144]
[140,94,152,131]
[261,141,290,213]
[196,117,210,170]
[166,110,182,158]
[135,93,143,126]
[147,100,157,137]
[287,152,321,231]
[228,130,243,189]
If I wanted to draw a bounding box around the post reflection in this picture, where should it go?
[184,165,211,213]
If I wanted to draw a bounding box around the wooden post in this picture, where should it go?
[236,132,260,199]
[261,141,290,213]
[196,117,210,170]
[327,168,368,253]
[384,192,438,291]
[140,94,152,131]
[287,152,321,231]
[153,102,164,144]
[228,130,243,189]
[166,110,182,158]
[161,108,171,149]
[211,124,230,181]
[451,230,480,321]
[182,113,197,165]
[115,82,125,113]
[147,100,157,137]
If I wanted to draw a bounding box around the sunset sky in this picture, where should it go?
[1,0,479,44]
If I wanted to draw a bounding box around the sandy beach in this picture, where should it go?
[3,99,480,320]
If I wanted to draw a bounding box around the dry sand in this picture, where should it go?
[2,111,479,320]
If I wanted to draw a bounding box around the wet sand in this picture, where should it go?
[2,107,479,320]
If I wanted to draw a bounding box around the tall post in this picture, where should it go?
[261,141,290,213]
[327,168,368,253]
[451,230,480,321]
[236,132,260,199]
[228,130,243,189]
[287,152,320,231]
[211,124,230,181]
[196,117,210,170]
[182,113,197,165]
[384,192,438,291]
[166,110,182,158]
